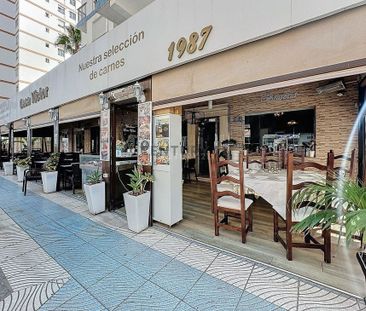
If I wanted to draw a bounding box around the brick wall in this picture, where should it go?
[215,79,359,163]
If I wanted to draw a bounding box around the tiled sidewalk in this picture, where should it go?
[0,176,364,311]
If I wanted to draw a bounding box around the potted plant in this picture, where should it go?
[41,153,60,193]
[292,178,366,285]
[14,157,31,182]
[84,169,105,215]
[124,166,154,233]
[3,160,13,176]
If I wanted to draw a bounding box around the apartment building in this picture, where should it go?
[76,0,154,45]
[0,0,81,102]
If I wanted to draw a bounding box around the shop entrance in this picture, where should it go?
[198,117,219,176]
[110,103,138,210]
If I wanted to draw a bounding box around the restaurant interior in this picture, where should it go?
[172,79,363,296]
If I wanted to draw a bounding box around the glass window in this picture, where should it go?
[70,0,76,6]
[69,11,76,20]
[58,19,65,29]
[58,5,65,14]
[244,109,315,155]
[58,49,65,57]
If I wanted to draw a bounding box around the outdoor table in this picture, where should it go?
[225,167,325,220]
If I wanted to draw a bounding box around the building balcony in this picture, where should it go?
[77,0,154,32]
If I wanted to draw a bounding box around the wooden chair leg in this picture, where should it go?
[323,228,331,263]
[214,209,219,236]
[273,210,279,242]
[194,168,198,181]
[241,212,246,244]
[286,222,293,261]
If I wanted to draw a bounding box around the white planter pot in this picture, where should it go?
[309,150,315,158]
[16,166,29,182]
[124,191,150,233]
[3,162,13,176]
[41,171,58,193]
[84,182,105,215]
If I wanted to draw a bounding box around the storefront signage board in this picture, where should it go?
[137,102,152,166]
[1,0,365,124]
[100,109,110,161]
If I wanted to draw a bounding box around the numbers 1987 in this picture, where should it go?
[168,25,213,62]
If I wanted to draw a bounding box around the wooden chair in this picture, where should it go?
[273,151,334,262]
[246,149,264,169]
[284,149,305,169]
[209,152,254,243]
[330,149,356,180]
[263,150,283,170]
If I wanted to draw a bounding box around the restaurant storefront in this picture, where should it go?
[0,0,366,295]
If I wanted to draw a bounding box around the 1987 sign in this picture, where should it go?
[167,25,213,62]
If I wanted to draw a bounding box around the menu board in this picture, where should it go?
[100,109,110,161]
[154,116,170,165]
[137,102,152,166]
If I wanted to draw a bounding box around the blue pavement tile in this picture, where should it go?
[42,234,87,257]
[75,224,115,242]
[23,222,68,237]
[58,289,107,311]
[69,253,121,288]
[88,264,146,310]
[31,232,74,248]
[39,278,84,310]
[55,214,95,228]
[174,301,196,311]
[124,248,172,279]
[13,214,50,228]
[88,232,128,252]
[105,238,148,265]
[115,281,180,311]
[151,259,203,299]
[184,274,242,311]
[236,292,281,311]
[56,243,101,271]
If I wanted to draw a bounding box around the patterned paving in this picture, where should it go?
[0,176,364,310]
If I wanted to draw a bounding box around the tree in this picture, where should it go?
[55,25,81,55]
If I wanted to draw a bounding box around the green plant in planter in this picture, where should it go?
[87,169,102,185]
[43,153,60,172]
[14,157,32,168]
[292,178,366,245]
[126,166,154,196]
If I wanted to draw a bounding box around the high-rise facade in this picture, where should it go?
[0,0,81,102]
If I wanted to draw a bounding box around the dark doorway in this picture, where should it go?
[90,126,100,155]
[198,117,219,176]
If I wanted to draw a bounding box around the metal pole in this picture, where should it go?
[8,123,14,160]
[26,118,32,157]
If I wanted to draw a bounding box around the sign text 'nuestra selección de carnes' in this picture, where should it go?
[78,31,145,80]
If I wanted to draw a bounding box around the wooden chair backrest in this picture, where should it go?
[330,149,356,180]
[286,151,334,223]
[246,149,265,169]
[284,149,305,168]
[210,151,246,213]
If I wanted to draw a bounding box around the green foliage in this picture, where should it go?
[14,157,31,168]
[55,25,81,55]
[292,178,366,244]
[43,153,60,172]
[87,169,102,185]
[126,166,154,196]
